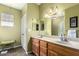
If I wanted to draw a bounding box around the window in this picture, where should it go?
[1,13,14,27]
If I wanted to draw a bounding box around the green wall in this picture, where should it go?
[65,4,79,37]
[0,4,21,46]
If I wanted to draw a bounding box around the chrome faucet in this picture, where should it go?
[60,34,68,42]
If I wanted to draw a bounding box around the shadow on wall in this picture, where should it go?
[27,38,32,52]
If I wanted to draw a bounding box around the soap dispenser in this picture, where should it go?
[64,34,68,42]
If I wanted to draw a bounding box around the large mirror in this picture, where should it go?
[51,16,65,36]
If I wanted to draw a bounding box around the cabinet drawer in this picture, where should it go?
[40,40,47,48]
[32,38,39,46]
[48,43,64,51]
[32,42,39,46]
[40,46,47,56]
[48,50,58,56]
[32,38,39,43]
[48,42,79,56]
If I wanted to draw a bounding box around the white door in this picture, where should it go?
[21,14,27,50]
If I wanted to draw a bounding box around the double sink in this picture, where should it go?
[34,36,79,50]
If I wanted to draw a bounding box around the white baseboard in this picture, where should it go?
[28,51,32,54]
[25,51,32,55]
[25,51,28,55]
[13,45,22,48]
[21,46,32,54]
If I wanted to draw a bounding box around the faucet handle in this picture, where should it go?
[64,36,68,42]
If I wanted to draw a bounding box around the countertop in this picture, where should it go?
[32,36,79,50]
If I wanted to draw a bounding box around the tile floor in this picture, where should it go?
[0,47,35,56]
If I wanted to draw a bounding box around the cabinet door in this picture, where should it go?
[40,46,47,56]
[48,50,58,56]
[48,42,79,56]
[32,45,39,56]
[32,38,40,56]
[40,40,47,47]
[40,40,47,56]
[32,44,39,56]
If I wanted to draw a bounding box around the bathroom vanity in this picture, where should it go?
[31,36,79,56]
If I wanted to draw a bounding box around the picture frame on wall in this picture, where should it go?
[70,16,78,28]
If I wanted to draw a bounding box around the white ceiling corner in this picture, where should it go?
[1,3,26,10]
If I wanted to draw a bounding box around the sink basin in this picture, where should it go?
[56,40,79,46]
[56,41,69,44]
[35,36,43,38]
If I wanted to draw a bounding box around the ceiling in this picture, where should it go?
[53,3,78,10]
[0,3,26,10]
[0,3,78,10]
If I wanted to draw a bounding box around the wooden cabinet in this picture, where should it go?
[48,42,79,56]
[32,38,40,56]
[32,37,79,56]
[40,40,47,56]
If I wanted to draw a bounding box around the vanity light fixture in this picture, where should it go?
[44,6,64,19]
